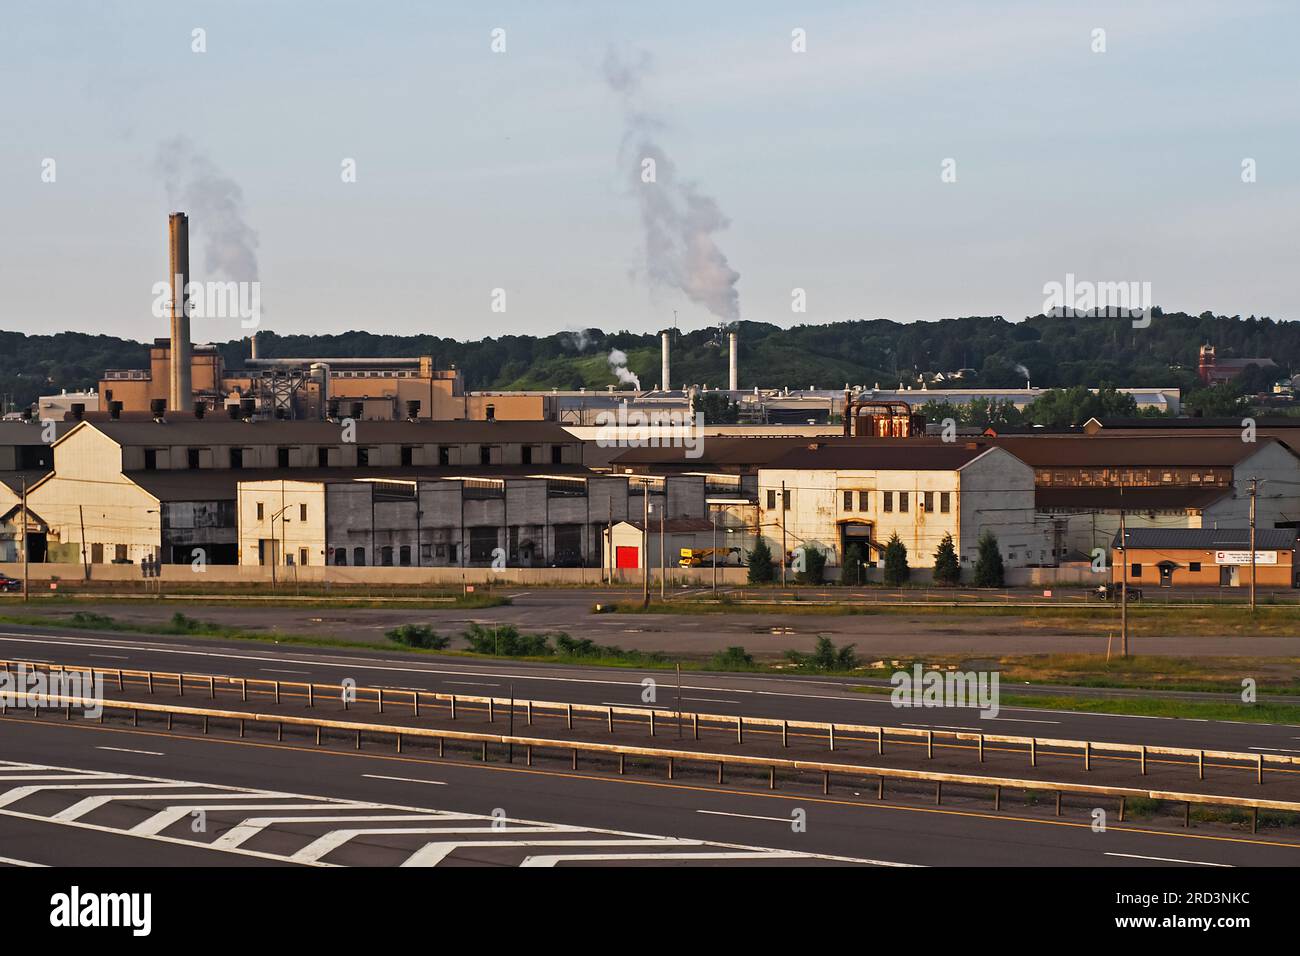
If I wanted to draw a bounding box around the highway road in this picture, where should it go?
[0,624,1297,758]
[1,713,1297,867]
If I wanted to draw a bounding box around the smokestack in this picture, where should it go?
[168,212,192,416]
[661,332,670,394]
[728,331,738,391]
[150,398,167,422]
[249,331,258,360]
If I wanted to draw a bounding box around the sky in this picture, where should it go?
[3,0,1298,345]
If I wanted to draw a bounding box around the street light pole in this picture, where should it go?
[641,480,650,608]
[1249,476,1258,612]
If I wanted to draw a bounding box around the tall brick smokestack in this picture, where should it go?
[661,331,670,392]
[729,330,738,391]
[168,212,192,415]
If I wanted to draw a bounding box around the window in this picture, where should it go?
[1131,563,1143,577]
[883,492,893,513]
[858,491,869,511]
[277,447,290,468]
[767,490,777,509]
[299,503,307,521]
[299,548,309,566]
[923,491,934,512]
[447,543,459,563]
[522,446,534,466]
[256,502,264,520]
[940,492,951,513]
[438,446,450,466]
[318,447,330,467]
[352,547,366,566]
[381,546,394,566]
[843,491,853,511]
[401,445,413,467]
[551,445,563,465]
[187,448,200,469]
[1189,561,1201,572]
[480,446,492,466]
[357,447,370,467]
[334,549,347,566]
[230,448,243,469]
[143,449,157,470]
[782,489,790,510]
[399,545,411,566]
[899,492,909,513]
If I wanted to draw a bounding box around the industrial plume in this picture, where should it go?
[155,137,260,285]
[603,48,740,323]
[607,348,641,390]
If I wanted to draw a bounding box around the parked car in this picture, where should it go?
[1094,583,1142,601]
[0,573,22,593]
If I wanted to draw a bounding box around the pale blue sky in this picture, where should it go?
[3,0,1297,343]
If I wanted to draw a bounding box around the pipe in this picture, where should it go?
[168,212,192,416]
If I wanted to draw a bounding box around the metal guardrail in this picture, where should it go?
[4,689,1297,834]
[2,658,1292,788]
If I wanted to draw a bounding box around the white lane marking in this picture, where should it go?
[406,839,695,867]
[683,697,740,704]
[216,814,485,851]
[362,774,447,786]
[444,681,499,687]
[88,654,128,660]
[1250,746,1300,753]
[601,701,668,710]
[522,850,806,867]
[290,824,566,863]
[902,723,982,732]
[0,782,197,810]
[1104,852,1233,867]
[0,855,47,867]
[133,803,383,837]
[987,717,1061,725]
[261,668,309,675]
[54,792,269,822]
[96,747,164,757]
[696,810,790,823]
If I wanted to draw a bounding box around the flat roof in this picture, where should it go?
[1111,528,1296,550]
[75,419,578,446]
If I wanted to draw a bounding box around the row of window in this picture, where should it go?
[254,502,310,522]
[1129,562,1203,577]
[141,445,564,470]
[845,490,952,514]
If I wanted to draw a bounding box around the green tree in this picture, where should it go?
[842,543,866,586]
[933,533,960,586]
[795,545,826,585]
[973,531,1005,587]
[882,533,909,586]
[747,537,774,584]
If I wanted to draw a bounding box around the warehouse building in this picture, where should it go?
[1111,528,1297,588]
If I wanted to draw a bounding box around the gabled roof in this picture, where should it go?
[763,441,998,471]
[991,435,1290,468]
[63,419,577,447]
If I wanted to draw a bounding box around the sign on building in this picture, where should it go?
[1214,550,1278,565]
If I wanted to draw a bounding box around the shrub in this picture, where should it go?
[386,624,451,650]
[974,530,1005,588]
[933,533,960,586]
[786,635,859,672]
[461,623,552,657]
[842,543,866,586]
[795,546,827,585]
[882,533,910,586]
[709,645,755,670]
[747,538,774,584]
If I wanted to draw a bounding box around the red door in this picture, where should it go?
[615,546,639,569]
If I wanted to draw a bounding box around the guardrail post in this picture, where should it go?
[1140,745,1147,775]
[412,691,419,717]
[667,757,673,780]
[438,737,444,758]
[203,715,208,734]
[238,718,244,738]
[829,724,835,752]
[618,754,626,775]
[822,771,829,795]
[147,671,153,695]
[526,701,532,726]
[65,703,71,720]
[526,745,533,767]
[979,734,985,763]
[178,673,184,697]
[274,680,281,705]
[450,695,457,720]
[994,785,1000,811]
[355,730,361,750]
[717,762,725,784]
[566,703,572,730]
[1184,802,1191,828]
[1251,808,1258,833]
[488,698,494,723]
[308,683,314,708]
[1030,737,1037,768]
[117,669,123,691]
[781,720,788,747]
[316,726,321,746]
[396,733,401,754]
[1055,791,1061,816]
[277,722,283,742]
[649,710,655,737]
[480,741,487,761]
[571,749,577,770]
[378,688,384,714]
[209,676,215,700]
[878,777,885,800]
[240,678,247,702]
[1084,740,1090,772]
[1198,750,1204,781]
[166,713,172,731]
[132,709,138,727]
[607,707,613,732]
[935,782,942,805]
[878,727,884,755]
[693,713,699,740]
[1118,796,1125,822]
[737,716,743,744]
[769,767,776,790]
[1258,754,1263,785]
[927,730,934,759]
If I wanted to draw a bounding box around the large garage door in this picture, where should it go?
[616,546,639,569]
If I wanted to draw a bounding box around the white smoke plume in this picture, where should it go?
[155,136,260,284]
[603,47,740,322]
[608,349,641,390]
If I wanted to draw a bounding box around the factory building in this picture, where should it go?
[1112,528,1297,589]
[757,441,1051,572]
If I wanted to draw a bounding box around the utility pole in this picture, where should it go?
[780,481,788,587]
[1119,506,1128,658]
[641,480,650,607]
[21,477,28,603]
[711,506,718,593]
[659,498,666,599]
[1247,476,1258,612]
[78,505,90,582]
